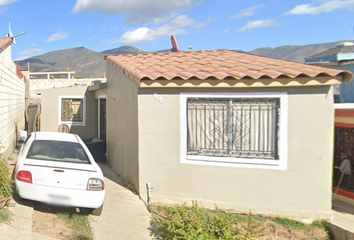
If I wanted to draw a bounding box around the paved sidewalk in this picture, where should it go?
[0,150,58,240]
[90,164,155,240]
[330,200,354,240]
[0,223,58,240]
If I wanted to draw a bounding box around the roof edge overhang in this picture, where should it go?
[139,76,345,88]
[106,57,141,84]
[0,38,13,54]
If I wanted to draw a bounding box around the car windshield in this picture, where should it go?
[26,140,90,164]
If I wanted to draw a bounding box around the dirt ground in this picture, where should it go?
[32,203,73,240]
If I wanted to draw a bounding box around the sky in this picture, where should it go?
[1,0,354,60]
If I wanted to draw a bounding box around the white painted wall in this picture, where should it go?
[0,45,25,157]
[30,78,106,101]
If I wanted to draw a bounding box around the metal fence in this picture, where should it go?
[187,98,280,159]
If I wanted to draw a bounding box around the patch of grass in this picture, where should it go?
[57,212,93,240]
[0,144,13,207]
[311,220,329,229]
[272,217,309,230]
[0,208,11,223]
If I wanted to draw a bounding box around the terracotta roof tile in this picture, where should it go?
[0,38,12,54]
[105,50,352,83]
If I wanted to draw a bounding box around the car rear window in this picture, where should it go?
[26,140,90,164]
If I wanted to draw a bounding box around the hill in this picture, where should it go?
[101,46,145,55]
[15,40,351,78]
[15,46,145,78]
[250,40,347,63]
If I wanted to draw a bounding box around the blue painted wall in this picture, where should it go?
[329,64,354,103]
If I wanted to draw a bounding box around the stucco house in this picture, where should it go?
[305,42,354,103]
[37,83,107,161]
[103,50,352,219]
[0,38,25,157]
[305,42,354,205]
[37,84,106,138]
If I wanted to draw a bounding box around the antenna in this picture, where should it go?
[5,22,26,44]
[171,35,179,52]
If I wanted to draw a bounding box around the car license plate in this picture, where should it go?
[48,194,69,205]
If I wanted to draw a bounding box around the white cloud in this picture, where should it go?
[20,48,42,58]
[195,17,214,29]
[222,28,230,34]
[285,0,354,15]
[72,0,198,24]
[119,15,195,45]
[46,32,69,42]
[238,19,276,32]
[0,0,19,7]
[0,0,19,12]
[230,4,264,19]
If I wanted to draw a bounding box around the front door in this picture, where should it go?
[99,98,106,141]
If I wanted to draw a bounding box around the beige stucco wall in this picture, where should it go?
[0,45,25,157]
[137,86,335,219]
[106,63,139,191]
[39,86,97,140]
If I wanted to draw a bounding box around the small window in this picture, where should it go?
[61,98,83,122]
[59,96,86,126]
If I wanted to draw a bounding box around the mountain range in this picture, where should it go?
[15,40,349,78]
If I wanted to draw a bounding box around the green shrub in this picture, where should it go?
[153,202,264,240]
[0,147,13,201]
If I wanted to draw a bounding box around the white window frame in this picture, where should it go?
[58,95,86,127]
[180,92,288,170]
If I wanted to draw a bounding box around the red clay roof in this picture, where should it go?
[0,38,13,54]
[105,50,352,84]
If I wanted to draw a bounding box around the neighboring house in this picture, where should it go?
[37,83,106,142]
[333,107,354,204]
[26,71,106,103]
[104,50,352,219]
[306,42,354,205]
[0,38,25,157]
[305,42,354,103]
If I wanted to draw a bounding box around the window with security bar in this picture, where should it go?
[61,98,83,122]
[187,98,280,160]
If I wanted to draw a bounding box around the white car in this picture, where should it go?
[15,132,105,215]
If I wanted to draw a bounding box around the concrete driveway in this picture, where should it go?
[1,152,155,240]
[90,164,155,240]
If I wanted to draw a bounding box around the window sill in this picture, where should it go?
[60,121,86,127]
[182,155,287,170]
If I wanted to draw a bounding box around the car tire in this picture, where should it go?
[13,188,23,202]
[90,204,103,216]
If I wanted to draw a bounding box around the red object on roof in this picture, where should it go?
[171,35,179,52]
